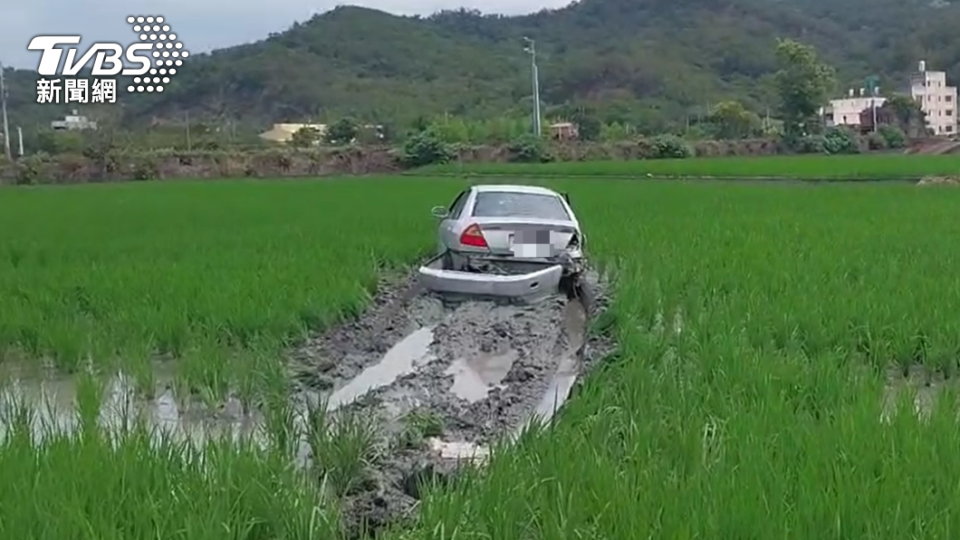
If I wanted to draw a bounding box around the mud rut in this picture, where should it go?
[289,269,612,537]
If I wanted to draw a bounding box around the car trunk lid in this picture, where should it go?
[470,218,576,257]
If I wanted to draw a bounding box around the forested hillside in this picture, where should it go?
[4,0,960,133]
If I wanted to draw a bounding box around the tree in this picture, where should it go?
[35,130,85,154]
[706,101,762,140]
[400,128,454,167]
[432,117,470,143]
[884,94,926,137]
[572,113,602,141]
[774,39,836,142]
[356,123,388,144]
[324,117,360,145]
[290,126,321,147]
[411,116,431,133]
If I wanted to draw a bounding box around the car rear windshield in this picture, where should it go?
[471,192,570,220]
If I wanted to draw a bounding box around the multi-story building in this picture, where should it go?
[822,89,886,129]
[910,60,957,135]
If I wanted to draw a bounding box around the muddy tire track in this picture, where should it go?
[288,269,613,538]
[290,275,445,390]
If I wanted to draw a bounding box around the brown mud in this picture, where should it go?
[288,269,613,537]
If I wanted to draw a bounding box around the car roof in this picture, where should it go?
[471,184,561,197]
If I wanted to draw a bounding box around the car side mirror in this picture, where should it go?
[562,192,571,204]
[431,206,449,219]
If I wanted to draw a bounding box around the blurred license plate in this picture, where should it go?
[511,230,552,257]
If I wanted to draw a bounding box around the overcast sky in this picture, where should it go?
[2,0,572,70]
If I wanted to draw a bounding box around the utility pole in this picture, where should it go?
[185,110,192,151]
[865,75,880,133]
[522,37,541,137]
[0,60,12,161]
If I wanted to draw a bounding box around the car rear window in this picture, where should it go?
[471,192,570,220]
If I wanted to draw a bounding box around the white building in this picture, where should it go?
[50,110,97,131]
[258,123,327,143]
[822,89,886,128]
[910,60,957,135]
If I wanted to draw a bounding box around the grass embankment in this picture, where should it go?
[3,176,960,537]
[418,153,960,180]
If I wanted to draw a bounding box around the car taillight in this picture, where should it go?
[567,233,579,248]
[459,224,488,248]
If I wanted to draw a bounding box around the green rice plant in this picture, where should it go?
[0,386,33,442]
[417,153,960,179]
[7,174,960,539]
[395,408,444,450]
[260,372,300,458]
[233,345,274,415]
[394,178,960,539]
[74,367,104,438]
[304,397,380,498]
[178,342,232,406]
[0,405,341,540]
[0,178,468,393]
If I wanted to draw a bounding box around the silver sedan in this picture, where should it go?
[418,184,586,301]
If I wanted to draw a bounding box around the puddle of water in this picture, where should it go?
[445,350,517,403]
[328,326,436,410]
[0,325,440,451]
[0,371,262,444]
[881,365,945,421]
[0,370,333,470]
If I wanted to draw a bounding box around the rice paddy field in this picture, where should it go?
[3,175,960,538]
[420,153,960,179]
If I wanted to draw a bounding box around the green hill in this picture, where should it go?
[4,0,960,134]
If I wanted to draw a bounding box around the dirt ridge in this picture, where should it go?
[0,139,787,185]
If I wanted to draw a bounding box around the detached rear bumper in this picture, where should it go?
[418,255,563,301]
